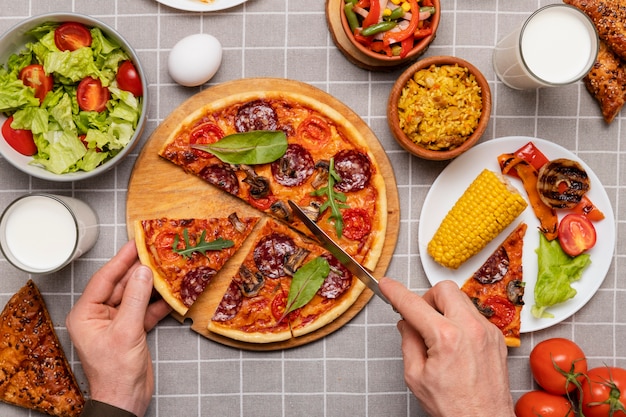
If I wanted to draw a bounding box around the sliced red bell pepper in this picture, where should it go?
[571,195,605,221]
[362,0,381,29]
[371,40,392,56]
[414,27,433,39]
[383,0,419,45]
[400,37,413,58]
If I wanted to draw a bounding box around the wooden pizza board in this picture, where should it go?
[126,78,400,351]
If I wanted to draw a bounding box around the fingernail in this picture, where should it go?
[134,266,153,282]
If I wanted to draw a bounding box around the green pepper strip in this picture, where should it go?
[420,6,436,14]
[386,7,405,21]
[344,3,360,33]
[360,21,397,37]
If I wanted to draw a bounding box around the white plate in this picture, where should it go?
[156,0,247,12]
[418,136,615,333]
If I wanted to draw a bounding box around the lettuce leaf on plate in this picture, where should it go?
[532,232,591,319]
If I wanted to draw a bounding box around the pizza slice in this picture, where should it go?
[134,213,259,316]
[460,223,527,347]
[157,92,387,272]
[208,218,365,343]
[0,280,85,417]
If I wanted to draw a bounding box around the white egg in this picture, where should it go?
[168,34,223,87]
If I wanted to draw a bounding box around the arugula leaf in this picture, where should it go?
[311,158,349,238]
[172,229,234,258]
[531,232,591,319]
[283,257,330,317]
[191,130,288,165]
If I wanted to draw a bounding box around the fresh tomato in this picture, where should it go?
[571,195,605,222]
[54,22,92,51]
[558,213,597,256]
[342,208,372,241]
[19,64,53,104]
[116,60,143,97]
[76,77,110,112]
[580,367,626,417]
[271,289,288,321]
[247,194,277,211]
[2,116,37,156]
[189,122,224,157]
[529,338,587,395]
[514,390,575,417]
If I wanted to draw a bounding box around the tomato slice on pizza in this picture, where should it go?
[208,218,365,343]
[134,213,259,316]
[460,223,527,347]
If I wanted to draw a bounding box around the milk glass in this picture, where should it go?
[0,194,99,274]
[493,4,598,90]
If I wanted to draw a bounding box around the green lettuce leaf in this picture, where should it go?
[532,232,592,319]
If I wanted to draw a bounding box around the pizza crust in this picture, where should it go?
[134,220,189,316]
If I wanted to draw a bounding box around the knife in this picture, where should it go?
[288,200,391,305]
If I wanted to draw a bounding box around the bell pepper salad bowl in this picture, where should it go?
[340,0,440,67]
[387,55,491,161]
[0,13,147,182]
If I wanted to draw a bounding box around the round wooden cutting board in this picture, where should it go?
[126,78,400,351]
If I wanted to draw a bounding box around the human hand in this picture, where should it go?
[379,278,515,417]
[66,241,172,417]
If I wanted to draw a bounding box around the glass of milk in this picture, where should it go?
[493,4,598,90]
[0,194,99,274]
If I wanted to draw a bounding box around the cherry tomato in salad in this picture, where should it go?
[2,116,37,156]
[580,367,626,417]
[116,60,143,97]
[54,22,92,52]
[76,77,110,112]
[342,208,372,241]
[514,390,575,417]
[19,64,53,104]
[529,338,587,395]
[557,213,597,256]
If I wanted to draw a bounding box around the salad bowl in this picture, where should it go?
[0,13,148,182]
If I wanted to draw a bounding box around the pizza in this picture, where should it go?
[134,213,259,316]
[460,223,527,347]
[207,218,365,343]
[0,280,84,417]
[158,91,387,271]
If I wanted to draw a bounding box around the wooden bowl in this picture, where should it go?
[338,0,440,70]
[387,56,491,161]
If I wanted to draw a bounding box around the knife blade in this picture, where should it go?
[288,200,391,305]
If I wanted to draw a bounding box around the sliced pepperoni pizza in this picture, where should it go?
[134,213,259,316]
[158,91,387,272]
[460,223,527,347]
[208,218,365,343]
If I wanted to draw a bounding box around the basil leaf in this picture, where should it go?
[283,257,330,316]
[191,130,288,165]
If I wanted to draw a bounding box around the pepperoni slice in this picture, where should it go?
[180,266,217,307]
[271,143,315,187]
[473,246,509,284]
[333,149,372,192]
[318,253,352,299]
[235,100,278,132]
[212,281,243,321]
[199,164,240,195]
[342,208,372,241]
[253,233,296,279]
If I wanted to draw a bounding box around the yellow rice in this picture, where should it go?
[397,64,483,151]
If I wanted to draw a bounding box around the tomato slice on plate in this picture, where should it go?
[557,213,597,257]
[77,77,110,112]
[19,64,53,104]
[116,60,143,97]
[2,116,37,156]
[54,22,92,51]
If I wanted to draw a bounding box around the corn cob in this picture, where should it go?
[427,169,527,269]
